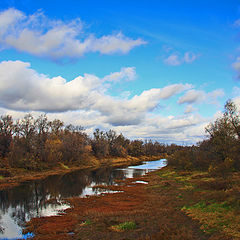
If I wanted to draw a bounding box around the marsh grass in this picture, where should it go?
[179,174,240,238]
[111,221,137,232]
[182,201,240,236]
[24,166,240,240]
[156,167,240,238]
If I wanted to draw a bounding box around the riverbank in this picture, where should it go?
[24,166,240,240]
[0,155,161,190]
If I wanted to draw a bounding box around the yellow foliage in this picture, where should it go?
[45,138,63,163]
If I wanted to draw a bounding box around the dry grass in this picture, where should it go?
[23,167,240,240]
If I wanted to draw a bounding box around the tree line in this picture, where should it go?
[168,100,240,177]
[3,100,236,174]
[0,114,173,171]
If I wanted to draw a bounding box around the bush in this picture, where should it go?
[208,157,234,179]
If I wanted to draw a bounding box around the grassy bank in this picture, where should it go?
[23,166,240,240]
[0,155,161,190]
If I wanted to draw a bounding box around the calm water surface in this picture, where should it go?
[0,159,167,239]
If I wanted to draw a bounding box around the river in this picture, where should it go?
[0,159,167,239]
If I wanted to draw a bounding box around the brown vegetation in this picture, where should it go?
[24,166,240,240]
[3,100,240,239]
[0,114,168,172]
[0,113,169,189]
[168,100,240,177]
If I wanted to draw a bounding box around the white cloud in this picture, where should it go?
[178,89,206,104]
[178,89,224,105]
[164,51,199,66]
[184,105,195,114]
[0,8,24,36]
[113,113,209,143]
[0,60,103,111]
[0,60,224,144]
[0,106,211,144]
[233,96,240,110]
[92,83,190,126]
[90,33,145,54]
[0,8,146,59]
[158,84,192,99]
[208,89,225,105]
[164,54,182,66]
[233,86,240,96]
[103,67,136,83]
[0,60,191,127]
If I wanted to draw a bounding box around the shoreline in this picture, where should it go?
[0,155,162,191]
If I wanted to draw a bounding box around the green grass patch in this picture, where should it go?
[181,201,240,236]
[177,194,183,199]
[182,201,232,213]
[84,219,91,225]
[112,221,136,231]
[158,170,179,179]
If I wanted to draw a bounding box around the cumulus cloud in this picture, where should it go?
[0,8,146,59]
[178,89,205,104]
[103,67,136,83]
[0,105,211,144]
[0,59,221,143]
[164,51,199,66]
[159,84,192,99]
[178,89,224,105]
[113,113,209,143]
[91,83,191,126]
[0,60,103,111]
[0,60,191,127]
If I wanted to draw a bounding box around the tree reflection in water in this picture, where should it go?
[0,166,144,238]
[0,159,166,238]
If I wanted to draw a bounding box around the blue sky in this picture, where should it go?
[0,0,240,143]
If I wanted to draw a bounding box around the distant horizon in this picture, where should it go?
[0,0,239,144]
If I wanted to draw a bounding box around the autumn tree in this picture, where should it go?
[91,129,109,158]
[34,114,50,162]
[9,114,40,169]
[49,119,64,136]
[0,115,14,158]
[61,124,90,164]
[144,140,156,156]
[128,140,144,157]
[205,100,240,172]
